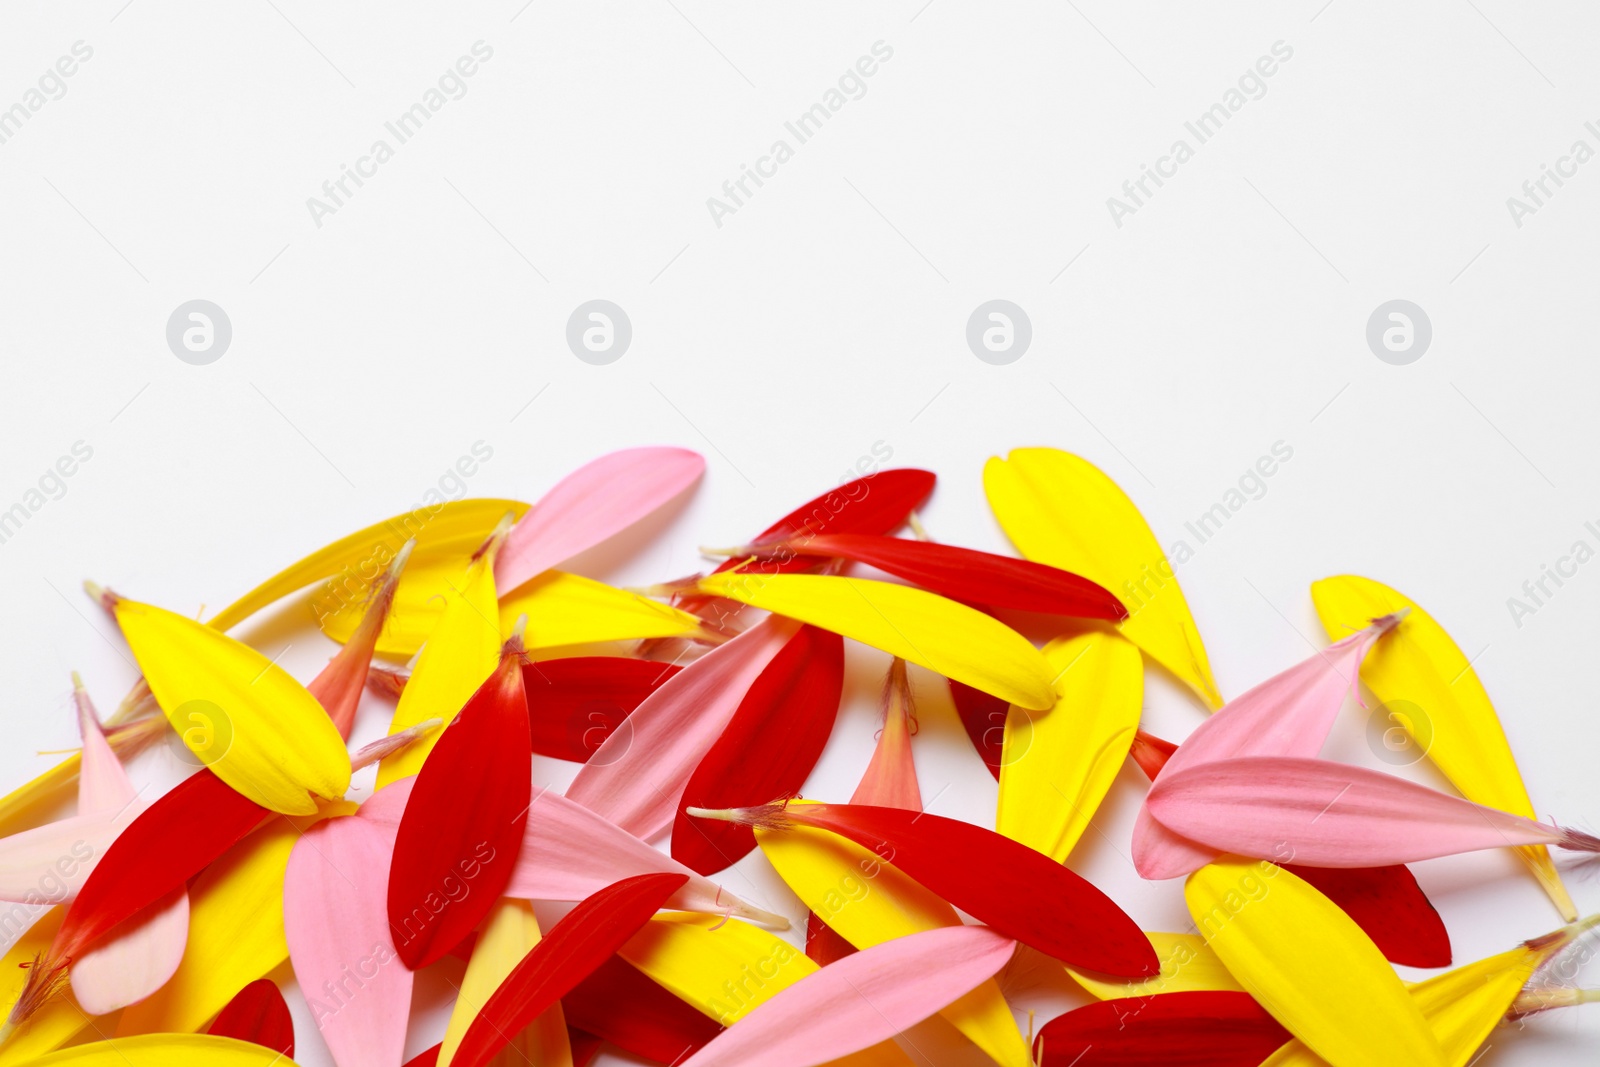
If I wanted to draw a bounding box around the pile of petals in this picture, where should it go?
[0,444,1595,1067]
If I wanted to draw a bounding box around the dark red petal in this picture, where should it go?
[775,534,1127,620]
[388,642,532,969]
[1035,991,1288,1066]
[804,911,858,967]
[1284,864,1452,968]
[949,680,1008,780]
[725,469,937,572]
[672,625,843,875]
[563,955,722,1062]
[57,770,265,961]
[777,804,1157,976]
[206,979,295,1056]
[452,873,689,1067]
[523,657,682,763]
[567,1030,604,1067]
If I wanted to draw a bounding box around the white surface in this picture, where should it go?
[2,1,1598,1063]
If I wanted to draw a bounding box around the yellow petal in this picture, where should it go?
[376,549,500,787]
[755,816,1033,1067]
[984,448,1222,709]
[0,758,84,840]
[1186,860,1446,1067]
[205,499,527,633]
[996,632,1142,862]
[115,816,313,1036]
[619,912,914,1067]
[1260,941,1549,1066]
[440,900,570,1067]
[1310,574,1574,921]
[15,1034,302,1066]
[0,908,92,1066]
[1064,932,1243,1000]
[696,572,1055,709]
[111,599,350,816]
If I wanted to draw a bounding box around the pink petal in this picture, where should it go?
[360,778,785,928]
[495,447,705,593]
[565,614,801,839]
[284,814,412,1067]
[1146,755,1566,866]
[679,926,1017,1067]
[69,886,189,1014]
[74,677,137,816]
[1133,616,1400,879]
[0,808,138,903]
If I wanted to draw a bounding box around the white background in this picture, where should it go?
[2,1,1599,1063]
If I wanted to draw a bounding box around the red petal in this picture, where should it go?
[1035,991,1288,1066]
[563,955,722,1062]
[55,770,264,962]
[523,657,682,763]
[948,680,1008,780]
[388,638,532,969]
[206,979,295,1057]
[746,803,1157,976]
[725,469,937,573]
[768,533,1127,620]
[451,872,689,1067]
[671,625,843,875]
[1128,731,1451,968]
[568,1030,604,1067]
[402,1045,441,1067]
[804,912,858,966]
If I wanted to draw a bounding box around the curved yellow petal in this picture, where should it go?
[115,815,316,1036]
[440,900,570,1067]
[996,632,1142,862]
[0,758,84,840]
[755,818,1033,1067]
[1064,932,1242,1000]
[696,572,1055,709]
[205,499,527,633]
[619,913,913,1067]
[17,1034,301,1066]
[111,600,349,816]
[984,448,1221,709]
[0,908,92,1066]
[1185,860,1446,1067]
[1310,575,1574,921]
[1261,941,1550,1066]
[376,549,500,787]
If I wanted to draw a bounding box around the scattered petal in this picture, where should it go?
[206,979,294,1057]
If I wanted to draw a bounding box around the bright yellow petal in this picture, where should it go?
[0,908,92,1066]
[1064,932,1242,1000]
[375,550,500,787]
[115,815,318,1036]
[1186,861,1446,1067]
[619,912,913,1067]
[206,499,527,633]
[755,817,1033,1067]
[984,448,1221,709]
[1260,942,1545,1066]
[996,632,1142,862]
[439,900,571,1067]
[0,757,83,840]
[1310,575,1574,921]
[696,572,1055,710]
[112,600,350,816]
[16,1034,302,1066]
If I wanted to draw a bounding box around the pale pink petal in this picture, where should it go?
[74,676,138,816]
[284,814,412,1067]
[70,886,189,1014]
[0,808,138,903]
[1146,755,1568,866]
[495,447,706,592]
[360,778,786,928]
[1133,615,1401,879]
[566,614,801,839]
[679,926,1017,1067]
